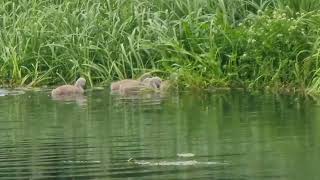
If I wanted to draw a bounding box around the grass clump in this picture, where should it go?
[1,0,320,94]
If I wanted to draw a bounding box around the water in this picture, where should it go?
[0,89,319,179]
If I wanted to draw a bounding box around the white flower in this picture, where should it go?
[288,25,297,31]
[276,34,283,38]
[248,39,256,43]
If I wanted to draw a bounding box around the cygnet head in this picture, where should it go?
[149,77,162,89]
[75,77,86,88]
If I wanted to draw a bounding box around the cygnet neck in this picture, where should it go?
[74,78,86,89]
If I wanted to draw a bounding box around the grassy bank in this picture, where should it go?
[1,0,320,93]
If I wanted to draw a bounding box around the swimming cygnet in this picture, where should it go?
[110,73,152,92]
[51,77,86,96]
[118,76,161,96]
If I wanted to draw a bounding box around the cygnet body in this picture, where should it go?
[160,80,171,91]
[51,78,86,96]
[110,73,152,92]
[118,77,162,96]
[118,81,148,96]
[111,79,140,91]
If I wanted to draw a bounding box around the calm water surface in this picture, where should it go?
[0,89,320,179]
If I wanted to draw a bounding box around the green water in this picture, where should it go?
[0,89,320,179]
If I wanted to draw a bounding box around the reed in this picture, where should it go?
[1,0,320,94]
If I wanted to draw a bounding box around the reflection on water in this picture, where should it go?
[51,94,87,107]
[0,89,25,96]
[128,160,224,166]
[0,89,8,96]
[0,89,320,179]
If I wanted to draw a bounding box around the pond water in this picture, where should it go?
[0,89,320,179]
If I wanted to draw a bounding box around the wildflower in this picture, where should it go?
[257,10,262,15]
[276,34,283,38]
[288,25,297,31]
[248,38,256,43]
[248,27,254,33]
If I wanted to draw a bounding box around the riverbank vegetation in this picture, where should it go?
[1,0,320,94]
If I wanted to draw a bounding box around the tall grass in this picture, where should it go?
[1,0,320,94]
